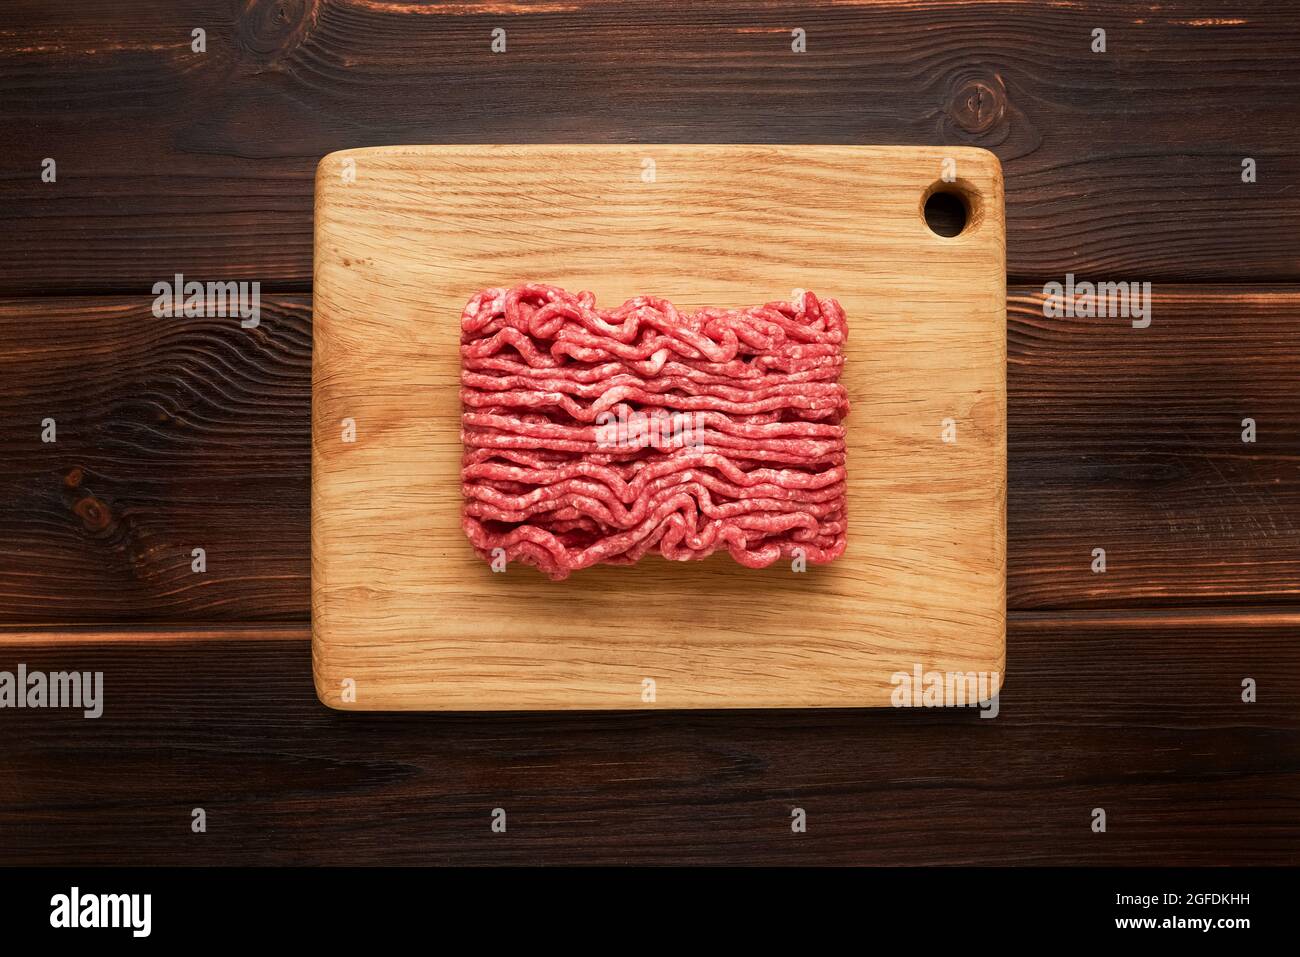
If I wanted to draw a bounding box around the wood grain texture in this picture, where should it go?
[2,287,1296,623]
[2,0,1298,292]
[312,144,1007,710]
[0,624,305,645]
[0,296,311,622]
[1,610,1296,865]
[1008,287,1300,608]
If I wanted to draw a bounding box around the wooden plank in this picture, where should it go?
[312,144,1006,710]
[2,0,1298,292]
[1008,287,1300,608]
[0,610,1295,864]
[2,287,1296,622]
[0,296,311,622]
[0,624,305,645]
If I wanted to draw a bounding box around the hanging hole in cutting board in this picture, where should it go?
[922,182,977,238]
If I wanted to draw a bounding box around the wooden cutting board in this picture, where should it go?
[312,145,1005,711]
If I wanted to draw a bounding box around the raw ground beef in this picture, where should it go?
[460,283,849,579]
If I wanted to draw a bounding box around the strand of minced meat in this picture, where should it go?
[460,284,849,580]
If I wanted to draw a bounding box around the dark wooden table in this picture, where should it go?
[2,0,1297,865]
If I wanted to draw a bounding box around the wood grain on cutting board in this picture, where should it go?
[312,145,1005,710]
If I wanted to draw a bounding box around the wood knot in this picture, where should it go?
[73,495,113,532]
[948,73,1008,137]
[237,0,318,60]
[63,466,83,488]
